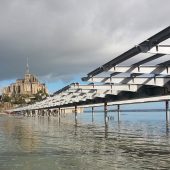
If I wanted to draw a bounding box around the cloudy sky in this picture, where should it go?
[0,0,169,93]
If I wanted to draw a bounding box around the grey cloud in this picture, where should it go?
[0,0,169,83]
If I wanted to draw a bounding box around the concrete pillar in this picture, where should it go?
[39,110,41,116]
[32,110,35,117]
[35,110,38,116]
[92,107,94,122]
[117,104,120,122]
[51,109,54,116]
[58,108,61,117]
[42,110,45,116]
[104,102,108,123]
[45,110,48,116]
[104,103,108,138]
[24,111,28,116]
[54,110,57,116]
[104,110,108,123]
[48,110,51,117]
[52,110,55,116]
[166,101,169,122]
[104,102,107,112]
[30,110,32,117]
[43,110,45,116]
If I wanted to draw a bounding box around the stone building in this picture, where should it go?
[2,60,48,97]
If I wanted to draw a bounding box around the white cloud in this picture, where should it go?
[0,0,169,82]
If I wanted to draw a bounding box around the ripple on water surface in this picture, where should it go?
[0,113,170,170]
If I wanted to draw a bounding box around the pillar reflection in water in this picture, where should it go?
[104,111,109,139]
[104,102,108,138]
[92,107,94,122]
[165,101,169,135]
[117,104,120,122]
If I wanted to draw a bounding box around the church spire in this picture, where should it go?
[26,57,30,74]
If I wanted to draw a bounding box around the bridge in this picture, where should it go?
[10,26,170,122]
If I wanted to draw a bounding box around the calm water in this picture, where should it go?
[0,110,170,170]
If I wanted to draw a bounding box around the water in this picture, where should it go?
[0,111,170,170]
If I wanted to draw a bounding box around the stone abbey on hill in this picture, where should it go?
[2,59,48,97]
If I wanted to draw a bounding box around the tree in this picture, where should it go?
[34,90,48,101]
[2,95,11,102]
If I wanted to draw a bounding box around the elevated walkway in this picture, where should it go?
[9,26,170,122]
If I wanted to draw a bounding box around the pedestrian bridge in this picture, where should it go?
[10,26,170,121]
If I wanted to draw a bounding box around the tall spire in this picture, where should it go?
[26,57,30,74]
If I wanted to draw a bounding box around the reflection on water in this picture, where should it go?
[0,112,170,170]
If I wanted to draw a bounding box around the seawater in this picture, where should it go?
[0,110,170,170]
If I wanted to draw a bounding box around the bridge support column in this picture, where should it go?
[166,101,169,122]
[37,110,40,116]
[30,110,32,117]
[42,110,45,116]
[104,102,107,112]
[117,104,120,122]
[58,108,61,117]
[104,103,108,138]
[24,111,26,116]
[35,110,38,116]
[39,110,43,116]
[53,110,56,116]
[45,110,47,116]
[92,107,94,122]
[32,110,35,117]
[48,110,51,117]
[104,102,108,123]
[51,109,53,116]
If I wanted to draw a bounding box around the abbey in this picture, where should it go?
[2,60,48,97]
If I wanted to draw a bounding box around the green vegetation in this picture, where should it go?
[34,90,48,101]
[1,90,48,105]
[2,95,11,102]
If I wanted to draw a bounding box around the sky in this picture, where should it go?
[0,0,170,94]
